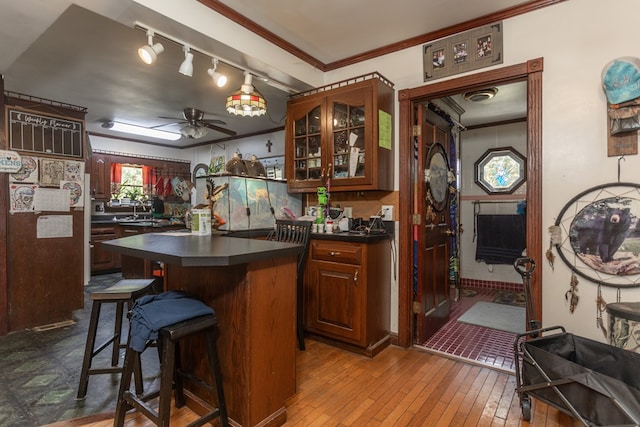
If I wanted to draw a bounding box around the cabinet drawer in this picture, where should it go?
[310,241,362,265]
[91,226,117,236]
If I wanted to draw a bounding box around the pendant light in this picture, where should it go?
[138,30,164,65]
[225,72,267,117]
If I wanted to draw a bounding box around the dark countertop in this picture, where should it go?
[91,215,185,229]
[310,230,391,243]
[102,232,303,267]
[207,228,392,243]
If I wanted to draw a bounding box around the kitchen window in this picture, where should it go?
[110,163,153,202]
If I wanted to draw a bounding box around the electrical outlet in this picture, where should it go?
[381,205,394,221]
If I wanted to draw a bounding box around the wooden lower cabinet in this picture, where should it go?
[90,225,120,272]
[304,238,391,357]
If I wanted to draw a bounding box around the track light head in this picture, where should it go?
[178,46,194,77]
[138,30,164,64]
[207,58,227,87]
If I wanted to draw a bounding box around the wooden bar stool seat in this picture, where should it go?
[76,278,157,400]
[115,306,229,427]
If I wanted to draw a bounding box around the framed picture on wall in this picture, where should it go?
[423,22,503,81]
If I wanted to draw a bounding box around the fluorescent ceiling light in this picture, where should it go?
[102,121,181,141]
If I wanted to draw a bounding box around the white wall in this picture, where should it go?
[190,130,285,169]
[459,123,527,285]
[322,0,640,342]
[89,134,192,162]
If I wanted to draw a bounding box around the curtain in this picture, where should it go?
[142,165,154,196]
[110,162,122,198]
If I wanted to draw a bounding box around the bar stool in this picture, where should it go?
[115,296,228,427]
[76,278,157,400]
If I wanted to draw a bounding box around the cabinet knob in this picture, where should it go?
[329,251,341,256]
[354,270,358,283]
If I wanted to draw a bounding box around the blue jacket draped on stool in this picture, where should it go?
[128,290,215,352]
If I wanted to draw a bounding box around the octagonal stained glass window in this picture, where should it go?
[474,147,526,194]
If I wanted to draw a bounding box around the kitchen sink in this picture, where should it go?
[118,217,155,224]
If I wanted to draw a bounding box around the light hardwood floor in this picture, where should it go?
[45,339,580,427]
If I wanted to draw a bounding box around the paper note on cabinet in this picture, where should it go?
[378,110,392,150]
[34,188,70,212]
[37,215,73,238]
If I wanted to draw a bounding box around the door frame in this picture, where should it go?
[397,58,544,347]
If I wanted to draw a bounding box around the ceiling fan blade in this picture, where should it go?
[203,122,237,136]
[201,118,227,126]
[158,116,187,121]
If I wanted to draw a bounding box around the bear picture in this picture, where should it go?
[575,207,631,262]
[569,197,640,275]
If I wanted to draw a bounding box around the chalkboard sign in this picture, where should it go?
[8,108,83,158]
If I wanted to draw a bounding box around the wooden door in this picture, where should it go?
[415,105,453,343]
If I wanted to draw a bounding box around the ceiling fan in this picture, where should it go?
[159,107,237,139]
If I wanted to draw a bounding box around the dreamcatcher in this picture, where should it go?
[550,181,640,336]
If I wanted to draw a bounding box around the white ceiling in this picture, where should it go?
[0,0,533,148]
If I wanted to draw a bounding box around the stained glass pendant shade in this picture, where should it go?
[225,73,267,117]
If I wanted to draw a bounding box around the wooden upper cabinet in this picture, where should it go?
[89,153,111,200]
[286,73,394,193]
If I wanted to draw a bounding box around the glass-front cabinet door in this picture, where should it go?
[293,104,323,182]
[286,74,394,193]
[328,86,371,186]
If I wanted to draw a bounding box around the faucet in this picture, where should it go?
[132,199,147,219]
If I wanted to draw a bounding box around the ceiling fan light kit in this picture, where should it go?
[180,124,208,139]
[226,73,267,117]
[160,107,237,138]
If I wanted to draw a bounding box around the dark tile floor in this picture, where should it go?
[420,287,521,373]
[0,273,160,427]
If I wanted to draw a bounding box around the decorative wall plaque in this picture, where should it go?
[423,22,503,82]
[7,107,84,158]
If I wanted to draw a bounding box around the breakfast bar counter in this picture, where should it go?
[103,232,303,427]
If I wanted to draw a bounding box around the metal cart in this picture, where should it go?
[514,325,640,426]
[514,257,541,333]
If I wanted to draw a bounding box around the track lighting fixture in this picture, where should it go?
[134,22,295,111]
[207,58,227,87]
[225,72,267,117]
[138,30,164,65]
[178,46,194,77]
